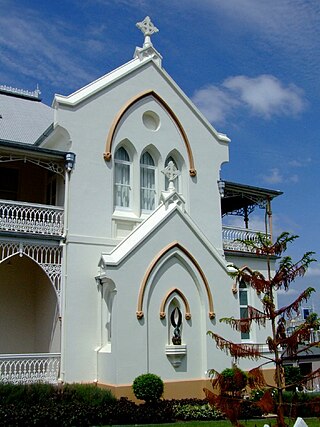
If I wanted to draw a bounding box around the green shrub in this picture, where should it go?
[132,373,164,402]
[284,366,303,390]
[173,402,224,420]
[239,399,263,419]
[0,383,55,405]
[282,391,320,418]
[220,367,248,393]
[62,383,116,406]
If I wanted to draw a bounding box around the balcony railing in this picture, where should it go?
[0,353,61,384]
[0,200,64,236]
[222,226,270,253]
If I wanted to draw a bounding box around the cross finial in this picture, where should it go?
[136,16,159,48]
[162,161,180,192]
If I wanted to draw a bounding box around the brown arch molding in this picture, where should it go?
[103,90,197,176]
[136,241,215,320]
[159,287,191,320]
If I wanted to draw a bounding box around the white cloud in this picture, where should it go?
[261,168,300,186]
[192,75,306,125]
[261,168,283,185]
[305,265,320,278]
[187,1,320,69]
[0,9,112,93]
[289,174,299,183]
[191,85,238,124]
[288,158,312,168]
[223,75,305,119]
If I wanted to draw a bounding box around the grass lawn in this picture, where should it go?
[108,418,319,427]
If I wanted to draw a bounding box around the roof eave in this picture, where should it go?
[0,138,66,159]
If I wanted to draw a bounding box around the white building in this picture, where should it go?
[0,18,282,399]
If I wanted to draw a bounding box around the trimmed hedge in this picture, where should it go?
[0,383,319,426]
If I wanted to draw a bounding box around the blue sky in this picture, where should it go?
[1,0,319,312]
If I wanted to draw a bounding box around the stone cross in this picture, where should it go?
[162,161,180,192]
[136,16,159,47]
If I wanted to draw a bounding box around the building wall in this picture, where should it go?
[53,58,279,389]
[56,62,228,249]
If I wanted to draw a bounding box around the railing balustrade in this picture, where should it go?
[0,353,60,385]
[222,226,270,253]
[0,200,64,236]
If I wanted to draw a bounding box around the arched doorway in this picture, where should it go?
[0,254,60,354]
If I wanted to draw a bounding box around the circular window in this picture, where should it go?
[142,111,160,131]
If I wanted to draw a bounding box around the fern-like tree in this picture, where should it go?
[205,232,318,427]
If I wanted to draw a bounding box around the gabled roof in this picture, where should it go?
[99,191,230,271]
[53,46,230,144]
[0,87,53,145]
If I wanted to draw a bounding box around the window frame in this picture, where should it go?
[114,147,132,210]
[140,151,156,212]
[239,280,250,340]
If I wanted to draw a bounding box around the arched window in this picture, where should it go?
[165,156,179,192]
[239,280,250,340]
[114,147,131,208]
[140,151,156,211]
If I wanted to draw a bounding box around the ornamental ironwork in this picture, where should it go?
[0,200,64,236]
[0,353,60,385]
[222,226,270,252]
[0,155,65,178]
[0,242,62,298]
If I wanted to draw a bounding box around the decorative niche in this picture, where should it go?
[165,300,187,367]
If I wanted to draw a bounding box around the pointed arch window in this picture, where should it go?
[140,151,156,211]
[114,147,131,208]
[239,280,250,340]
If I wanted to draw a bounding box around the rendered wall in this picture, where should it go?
[55,61,228,249]
[96,211,239,386]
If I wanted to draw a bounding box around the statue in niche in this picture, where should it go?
[171,307,182,345]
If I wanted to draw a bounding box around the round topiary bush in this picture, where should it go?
[132,373,164,403]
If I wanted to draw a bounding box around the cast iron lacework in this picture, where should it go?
[0,242,62,299]
[0,354,60,385]
[0,155,65,179]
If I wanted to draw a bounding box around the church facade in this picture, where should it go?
[0,18,281,398]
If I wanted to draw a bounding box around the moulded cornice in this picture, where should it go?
[52,56,153,108]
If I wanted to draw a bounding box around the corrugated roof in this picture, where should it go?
[0,91,53,144]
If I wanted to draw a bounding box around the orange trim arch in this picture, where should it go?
[159,288,191,320]
[103,90,197,176]
[136,241,214,320]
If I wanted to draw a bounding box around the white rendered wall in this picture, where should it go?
[96,210,239,385]
[55,61,228,248]
[54,59,231,384]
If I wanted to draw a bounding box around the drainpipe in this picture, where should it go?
[59,152,76,383]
